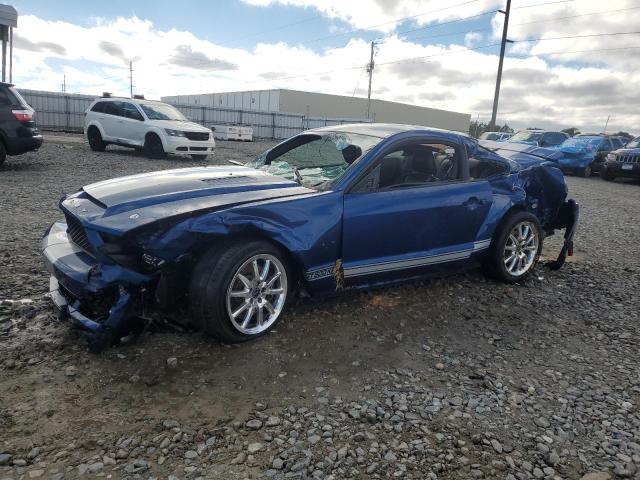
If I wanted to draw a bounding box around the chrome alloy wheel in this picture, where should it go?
[226,254,287,335]
[503,221,539,277]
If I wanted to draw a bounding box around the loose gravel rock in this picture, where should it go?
[0,137,639,479]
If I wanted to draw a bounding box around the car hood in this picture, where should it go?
[71,166,315,234]
[151,119,211,132]
[558,145,593,156]
[614,147,640,155]
[484,141,564,167]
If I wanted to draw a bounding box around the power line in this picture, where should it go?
[296,0,483,46]
[223,14,324,43]
[512,31,640,43]
[510,44,640,57]
[352,66,365,96]
[383,0,578,43]
[396,5,640,44]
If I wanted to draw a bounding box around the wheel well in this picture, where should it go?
[145,131,161,142]
[490,205,527,245]
[194,232,304,286]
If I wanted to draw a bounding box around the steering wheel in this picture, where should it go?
[436,156,455,180]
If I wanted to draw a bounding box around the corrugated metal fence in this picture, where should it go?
[18,89,370,140]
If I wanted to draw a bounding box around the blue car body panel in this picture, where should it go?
[41,124,577,342]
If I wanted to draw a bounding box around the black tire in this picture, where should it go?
[189,240,291,343]
[143,133,165,159]
[0,141,6,167]
[600,169,615,181]
[191,154,208,160]
[576,166,591,177]
[87,126,106,152]
[484,210,543,283]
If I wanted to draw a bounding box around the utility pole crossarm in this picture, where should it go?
[489,0,511,131]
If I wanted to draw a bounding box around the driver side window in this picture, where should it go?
[358,142,460,192]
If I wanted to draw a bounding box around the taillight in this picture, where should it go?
[12,110,33,122]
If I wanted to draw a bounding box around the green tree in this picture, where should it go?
[562,127,580,137]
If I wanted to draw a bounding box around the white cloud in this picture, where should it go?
[9,5,640,134]
[464,31,482,47]
[241,0,503,33]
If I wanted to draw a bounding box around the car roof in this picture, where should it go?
[92,97,164,104]
[308,123,466,139]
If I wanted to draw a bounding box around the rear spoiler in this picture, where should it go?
[546,199,579,270]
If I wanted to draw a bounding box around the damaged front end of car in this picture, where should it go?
[42,214,157,352]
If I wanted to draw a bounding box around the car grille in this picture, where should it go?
[618,154,640,164]
[184,132,210,141]
[64,213,92,252]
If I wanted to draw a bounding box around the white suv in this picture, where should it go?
[84,96,215,159]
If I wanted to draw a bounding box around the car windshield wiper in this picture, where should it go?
[292,166,303,185]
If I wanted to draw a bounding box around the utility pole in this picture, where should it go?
[366,41,376,120]
[489,0,511,131]
[603,115,610,133]
[129,60,133,98]
[61,73,66,93]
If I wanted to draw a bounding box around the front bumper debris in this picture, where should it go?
[42,221,150,352]
[547,199,579,270]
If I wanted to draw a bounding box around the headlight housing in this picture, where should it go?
[165,128,186,137]
[606,153,617,161]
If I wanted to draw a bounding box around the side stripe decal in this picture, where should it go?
[304,239,492,282]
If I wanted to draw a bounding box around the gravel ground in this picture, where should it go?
[0,137,639,480]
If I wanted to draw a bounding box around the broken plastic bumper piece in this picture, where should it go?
[547,199,579,270]
[41,221,149,347]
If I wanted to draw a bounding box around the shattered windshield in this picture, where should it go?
[562,136,602,151]
[248,132,382,188]
[510,131,542,142]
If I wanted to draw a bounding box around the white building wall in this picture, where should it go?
[162,89,470,132]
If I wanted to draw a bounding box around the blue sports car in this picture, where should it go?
[42,124,578,352]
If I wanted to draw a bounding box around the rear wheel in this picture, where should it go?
[191,154,208,160]
[485,211,543,283]
[87,127,106,152]
[143,133,165,159]
[189,240,290,343]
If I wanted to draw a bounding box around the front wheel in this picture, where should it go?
[189,240,290,343]
[143,134,165,159]
[600,169,615,181]
[87,127,106,152]
[576,166,591,177]
[485,211,543,283]
[0,141,6,166]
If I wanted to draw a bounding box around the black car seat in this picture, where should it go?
[403,148,437,183]
[379,154,404,188]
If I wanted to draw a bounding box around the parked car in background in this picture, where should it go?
[555,134,616,177]
[478,131,513,142]
[508,129,569,148]
[84,96,215,160]
[0,82,43,167]
[42,124,578,352]
[601,136,640,181]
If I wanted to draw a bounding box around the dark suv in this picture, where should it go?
[601,136,640,181]
[0,83,43,166]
